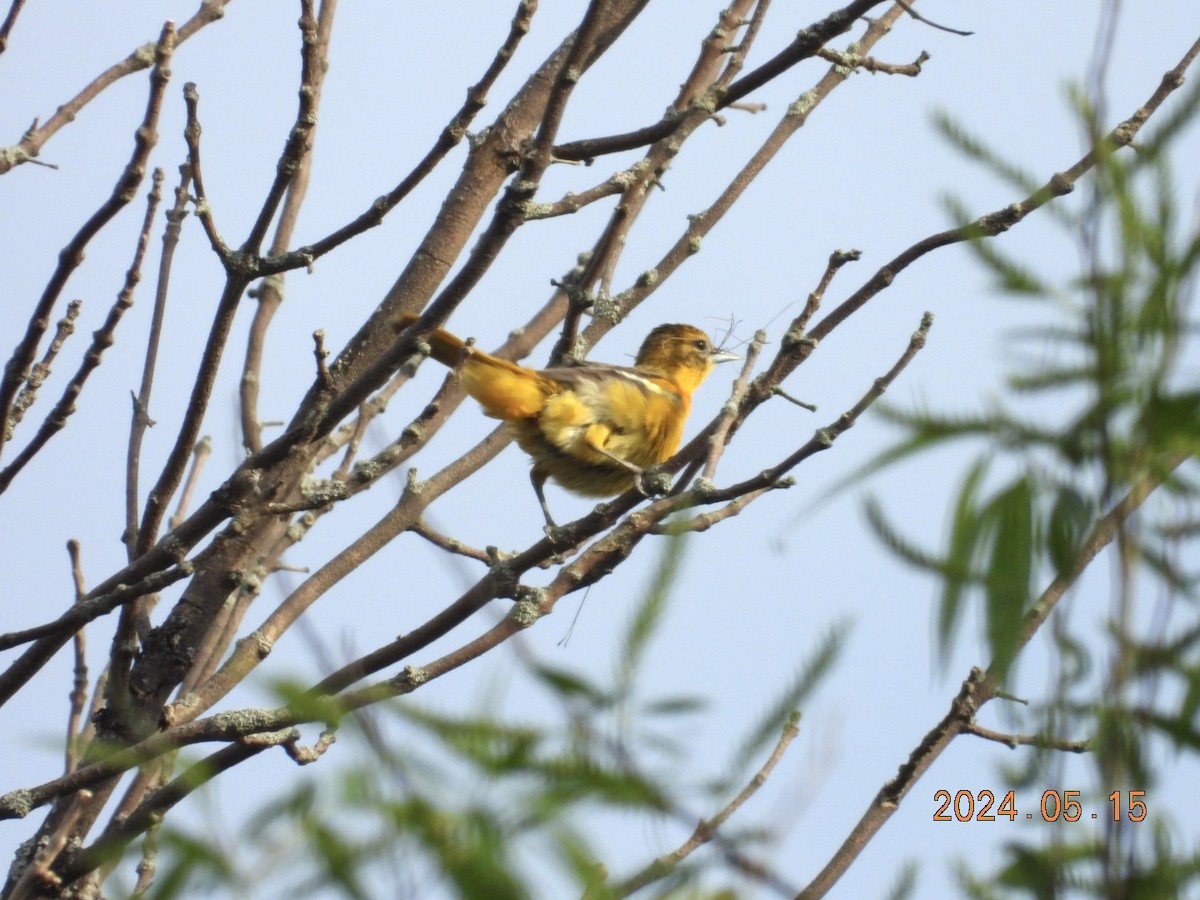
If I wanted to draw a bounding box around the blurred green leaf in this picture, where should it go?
[728,622,846,778]
[884,860,920,900]
[940,459,990,657]
[1046,485,1091,576]
[617,533,688,701]
[151,828,238,900]
[640,695,708,717]
[981,477,1034,678]
[531,663,612,709]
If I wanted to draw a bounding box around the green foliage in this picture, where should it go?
[867,86,1200,897]
[148,828,238,900]
[725,622,846,782]
[141,537,839,898]
[884,860,921,900]
[616,532,689,704]
[957,823,1200,900]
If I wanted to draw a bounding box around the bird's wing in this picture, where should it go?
[536,365,686,467]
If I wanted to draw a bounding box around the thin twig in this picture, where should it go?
[280,728,337,765]
[239,0,335,452]
[410,519,493,563]
[7,299,82,436]
[331,408,371,481]
[816,46,929,75]
[773,388,817,412]
[651,486,775,535]
[64,541,90,776]
[1,166,165,498]
[553,0,888,162]
[788,249,860,346]
[749,312,934,487]
[714,0,773,91]
[702,329,765,481]
[519,0,607,185]
[312,330,332,391]
[0,0,28,56]
[893,0,973,37]
[258,0,539,277]
[676,0,759,109]
[243,0,322,253]
[126,164,192,555]
[601,6,907,332]
[522,167,641,220]
[180,84,233,263]
[964,722,1092,753]
[0,561,192,654]
[614,713,802,896]
[0,23,175,478]
[130,818,161,898]
[0,1,230,174]
[168,436,212,531]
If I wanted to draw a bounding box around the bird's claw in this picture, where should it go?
[631,470,650,497]
[632,468,671,498]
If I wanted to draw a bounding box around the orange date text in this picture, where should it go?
[932,790,1147,823]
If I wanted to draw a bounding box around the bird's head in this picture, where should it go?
[634,324,740,394]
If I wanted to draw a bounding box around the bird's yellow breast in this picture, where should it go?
[507,370,687,496]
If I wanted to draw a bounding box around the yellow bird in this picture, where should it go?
[395,313,739,527]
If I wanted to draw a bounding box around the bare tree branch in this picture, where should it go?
[964,722,1092,753]
[0,1,230,174]
[0,23,176,479]
[0,169,165,491]
[125,164,191,554]
[0,0,28,57]
[553,0,891,162]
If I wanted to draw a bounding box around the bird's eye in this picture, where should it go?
[693,339,709,351]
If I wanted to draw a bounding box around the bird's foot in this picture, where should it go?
[632,468,673,498]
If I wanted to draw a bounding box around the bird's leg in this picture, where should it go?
[530,469,559,532]
[584,440,654,497]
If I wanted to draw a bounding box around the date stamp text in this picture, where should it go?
[933,790,1147,823]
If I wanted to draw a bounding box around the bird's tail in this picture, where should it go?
[393,312,467,367]
[393,312,548,419]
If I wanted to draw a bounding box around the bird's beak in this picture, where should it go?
[709,348,741,365]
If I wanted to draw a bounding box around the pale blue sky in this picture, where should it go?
[2,2,1198,897]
